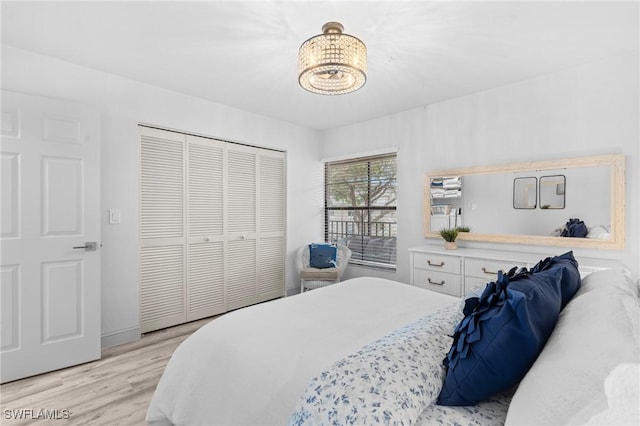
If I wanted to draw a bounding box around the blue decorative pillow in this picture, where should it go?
[526,250,581,309]
[437,251,580,406]
[560,218,589,238]
[308,244,337,269]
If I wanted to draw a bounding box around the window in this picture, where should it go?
[325,153,397,268]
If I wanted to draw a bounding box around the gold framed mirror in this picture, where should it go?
[423,154,625,249]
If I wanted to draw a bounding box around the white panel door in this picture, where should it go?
[0,91,100,383]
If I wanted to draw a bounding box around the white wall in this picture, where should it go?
[2,45,324,347]
[321,53,640,283]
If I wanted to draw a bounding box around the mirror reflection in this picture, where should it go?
[463,167,608,237]
[423,154,624,249]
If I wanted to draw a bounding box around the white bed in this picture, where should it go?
[147,270,639,426]
[146,277,462,425]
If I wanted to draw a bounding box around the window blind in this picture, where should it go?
[325,153,397,268]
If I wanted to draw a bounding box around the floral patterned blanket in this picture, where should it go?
[289,304,461,426]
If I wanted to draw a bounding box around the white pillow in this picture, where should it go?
[577,268,638,298]
[582,363,640,425]
[586,225,611,240]
[505,273,640,425]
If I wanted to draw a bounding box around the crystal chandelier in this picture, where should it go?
[298,22,367,95]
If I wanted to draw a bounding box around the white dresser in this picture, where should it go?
[410,250,463,296]
[409,246,619,297]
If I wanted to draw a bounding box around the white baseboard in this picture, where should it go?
[101,326,140,349]
[285,286,301,297]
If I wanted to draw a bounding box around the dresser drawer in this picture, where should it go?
[413,269,461,297]
[464,276,491,295]
[465,258,527,280]
[412,252,461,275]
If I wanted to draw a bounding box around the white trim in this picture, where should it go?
[138,123,285,153]
[101,326,140,349]
[321,147,398,164]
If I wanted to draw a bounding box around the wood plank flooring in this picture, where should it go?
[0,317,215,425]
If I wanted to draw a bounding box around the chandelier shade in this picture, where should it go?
[298,22,367,95]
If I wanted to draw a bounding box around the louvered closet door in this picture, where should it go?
[186,135,225,321]
[139,127,186,333]
[226,144,258,310]
[140,126,286,332]
[257,151,286,302]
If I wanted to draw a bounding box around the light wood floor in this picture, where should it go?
[0,317,215,425]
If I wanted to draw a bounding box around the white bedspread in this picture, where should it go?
[290,304,458,425]
[288,303,512,426]
[146,277,458,426]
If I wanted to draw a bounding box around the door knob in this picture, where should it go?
[73,242,97,251]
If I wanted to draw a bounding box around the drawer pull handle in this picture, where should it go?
[481,267,499,275]
[427,278,445,286]
[427,260,445,267]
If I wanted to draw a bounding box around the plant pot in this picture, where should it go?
[444,241,457,250]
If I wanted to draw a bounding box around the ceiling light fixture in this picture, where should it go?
[298,22,367,95]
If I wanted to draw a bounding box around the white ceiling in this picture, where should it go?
[2,1,638,130]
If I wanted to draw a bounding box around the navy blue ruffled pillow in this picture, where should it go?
[308,243,337,269]
[437,251,581,406]
[527,251,581,310]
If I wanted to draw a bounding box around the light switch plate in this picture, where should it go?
[109,209,121,224]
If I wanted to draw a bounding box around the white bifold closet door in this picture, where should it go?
[139,126,285,333]
[187,136,226,320]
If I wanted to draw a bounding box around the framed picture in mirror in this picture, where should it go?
[513,177,537,209]
[539,175,566,209]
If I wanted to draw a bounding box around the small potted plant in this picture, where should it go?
[440,228,459,250]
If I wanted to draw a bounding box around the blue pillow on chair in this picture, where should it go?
[308,244,337,269]
[437,251,581,406]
